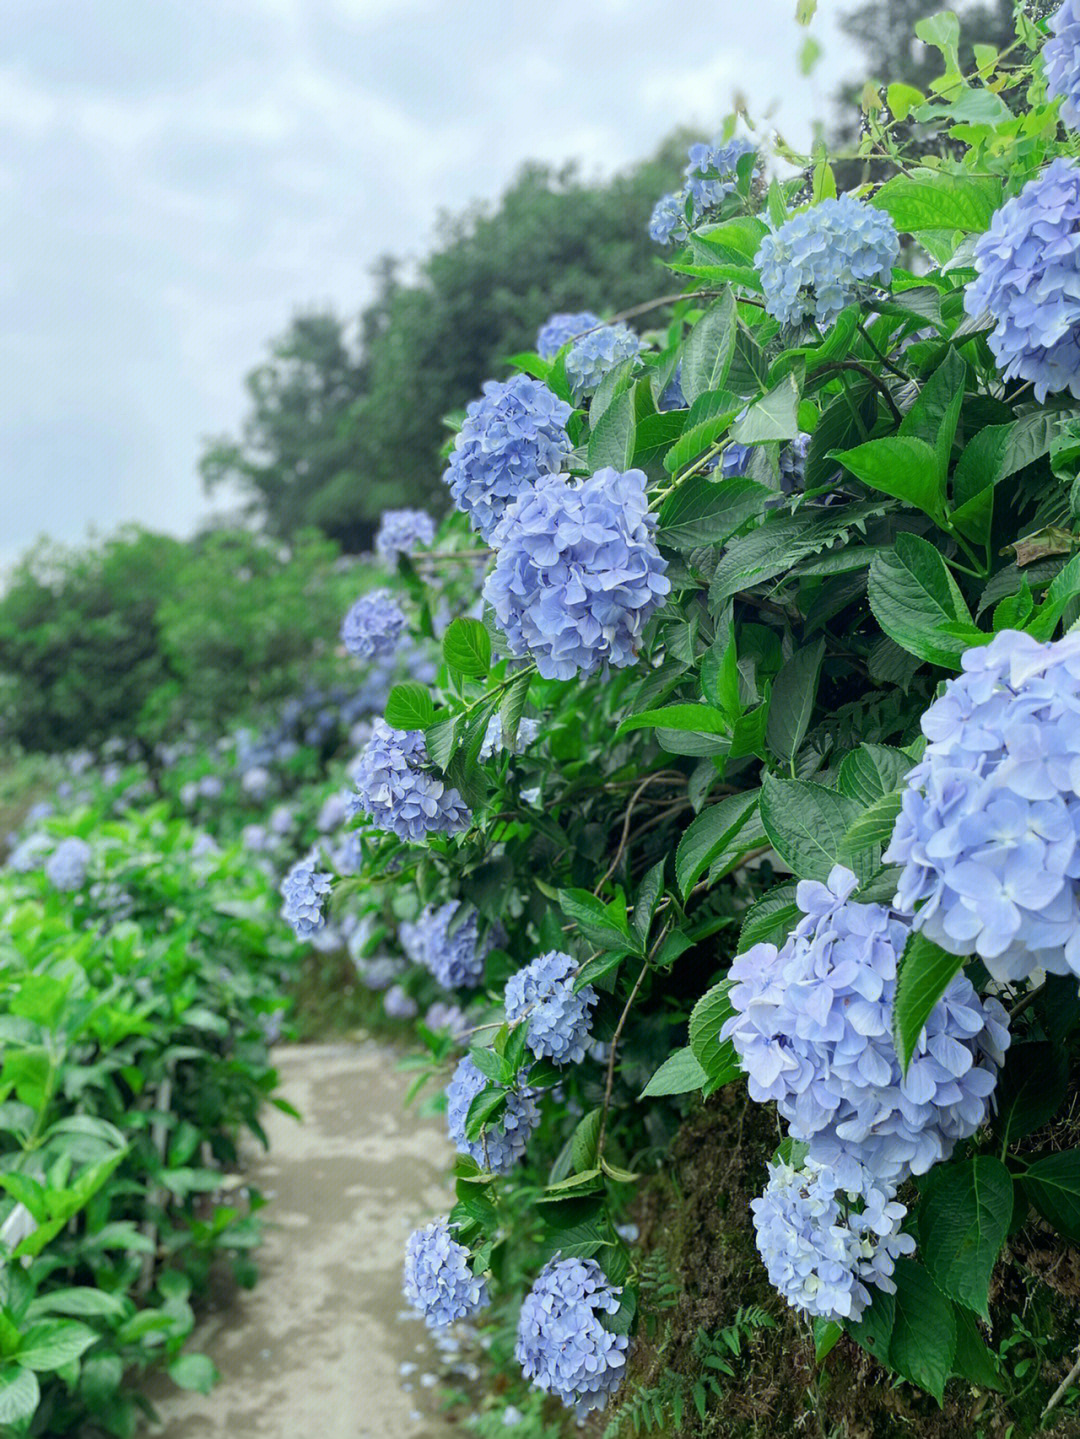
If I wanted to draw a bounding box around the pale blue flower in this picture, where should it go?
[684,136,757,216]
[537,311,600,361]
[515,1258,628,1415]
[404,1218,489,1328]
[565,324,641,400]
[349,719,471,843]
[445,1056,540,1174]
[649,192,686,245]
[756,196,899,329]
[281,851,332,940]
[1045,1,1080,129]
[375,508,436,562]
[400,901,494,990]
[45,836,91,891]
[341,589,407,660]
[505,950,597,1065]
[385,983,418,1019]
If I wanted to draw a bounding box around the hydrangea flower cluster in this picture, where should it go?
[756,196,900,329]
[683,135,757,215]
[443,376,573,540]
[384,983,418,1019]
[779,432,812,493]
[564,324,641,400]
[445,1056,540,1174]
[349,719,471,842]
[515,1258,628,1414]
[400,901,494,990]
[649,192,687,246]
[885,628,1080,981]
[45,837,91,891]
[479,712,540,761]
[483,468,671,681]
[1045,0,1080,130]
[657,363,686,412]
[424,1001,470,1041]
[281,851,332,940]
[403,1218,490,1328]
[722,866,1009,1189]
[505,950,598,1065]
[536,311,600,361]
[751,1158,915,1323]
[341,589,407,661]
[963,159,1080,401]
[374,507,436,562]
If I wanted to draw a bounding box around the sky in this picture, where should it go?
[0,0,862,571]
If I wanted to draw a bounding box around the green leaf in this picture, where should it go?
[870,171,1000,232]
[168,1353,220,1395]
[839,790,904,870]
[657,475,771,551]
[994,1041,1069,1146]
[588,389,637,472]
[675,791,761,897]
[837,744,913,805]
[846,1286,895,1365]
[759,775,860,882]
[951,1306,1003,1390]
[731,375,801,445]
[738,882,800,952]
[662,389,742,474]
[557,888,635,952]
[1022,1149,1080,1242]
[765,640,825,765]
[632,410,688,469]
[688,981,741,1092]
[571,1109,602,1173]
[682,289,738,403]
[887,1259,957,1405]
[25,1288,128,1322]
[424,713,462,770]
[640,1047,708,1098]
[497,669,532,750]
[814,1319,843,1364]
[16,1321,98,1372]
[443,617,491,677]
[919,1158,1012,1320]
[0,1365,39,1425]
[892,932,965,1072]
[868,533,975,670]
[1027,553,1080,641]
[464,1087,508,1143]
[833,436,945,520]
[897,349,965,481]
[615,704,731,739]
[384,682,435,730]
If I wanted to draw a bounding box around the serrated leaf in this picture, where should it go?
[615,704,730,739]
[892,931,966,1072]
[497,670,532,750]
[833,436,945,520]
[710,500,890,606]
[571,1110,602,1173]
[588,389,637,471]
[759,775,859,882]
[682,289,738,403]
[384,682,435,730]
[1022,1148,1080,1241]
[640,1047,708,1098]
[765,640,824,765]
[443,617,491,677]
[675,791,760,897]
[919,1158,1012,1321]
[887,1259,957,1405]
[868,533,974,670]
[837,744,913,805]
[738,882,800,952]
[731,374,801,445]
[464,1087,507,1143]
[870,171,1000,232]
[688,981,740,1089]
[658,475,771,551]
[424,713,462,770]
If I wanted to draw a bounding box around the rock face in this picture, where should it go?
[147,1042,459,1439]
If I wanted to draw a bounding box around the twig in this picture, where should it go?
[597,955,653,1162]
[1042,1343,1080,1422]
[815,361,904,426]
[594,774,674,893]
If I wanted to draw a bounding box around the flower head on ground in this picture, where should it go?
[756,195,899,329]
[536,311,600,361]
[445,1056,540,1174]
[885,627,1080,981]
[403,1218,490,1327]
[281,851,332,940]
[349,719,471,842]
[483,468,670,681]
[564,324,641,400]
[723,865,1009,1188]
[375,508,436,563]
[515,1257,628,1414]
[505,950,598,1064]
[964,159,1080,401]
[341,589,407,661]
[443,376,573,540]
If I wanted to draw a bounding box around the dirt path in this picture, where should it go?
[146,1042,465,1439]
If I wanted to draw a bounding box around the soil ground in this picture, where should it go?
[145,1041,465,1439]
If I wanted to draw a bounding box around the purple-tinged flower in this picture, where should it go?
[657,362,686,412]
[445,1056,540,1174]
[964,159,1080,401]
[443,375,573,540]
[424,1002,470,1041]
[565,324,641,400]
[886,627,1080,981]
[756,196,899,329]
[649,192,686,245]
[479,713,540,761]
[400,901,495,990]
[515,1258,629,1415]
[281,851,332,940]
[683,135,757,216]
[45,836,91,891]
[536,311,601,361]
[751,1158,915,1324]
[385,983,418,1019]
[723,865,1009,1188]
[483,468,670,681]
[375,508,436,562]
[341,589,407,661]
[1045,1,1080,130]
[505,950,597,1065]
[404,1218,489,1327]
[349,719,471,843]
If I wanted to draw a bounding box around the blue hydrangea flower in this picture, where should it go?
[375,507,436,562]
[353,953,406,990]
[505,951,598,1065]
[751,1158,916,1324]
[649,192,687,245]
[483,468,671,681]
[316,790,349,832]
[722,866,1010,1189]
[515,1258,629,1415]
[443,376,573,540]
[384,983,418,1019]
[198,774,223,799]
[45,837,91,891]
[445,1056,540,1174]
[341,589,407,661]
[7,834,52,873]
[1045,1,1080,130]
[779,432,813,493]
[564,324,641,400]
[424,1002,470,1041]
[657,363,686,412]
[683,136,757,216]
[885,628,1080,982]
[241,765,272,798]
[281,851,332,940]
[479,712,540,761]
[403,1218,490,1328]
[400,901,494,990]
[756,196,899,329]
[964,159,1080,401]
[536,311,601,361]
[349,719,471,843]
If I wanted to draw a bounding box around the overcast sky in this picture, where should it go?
[1,0,862,571]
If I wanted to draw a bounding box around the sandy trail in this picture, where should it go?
[146,1041,464,1439]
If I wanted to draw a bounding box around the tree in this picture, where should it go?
[200,135,694,549]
